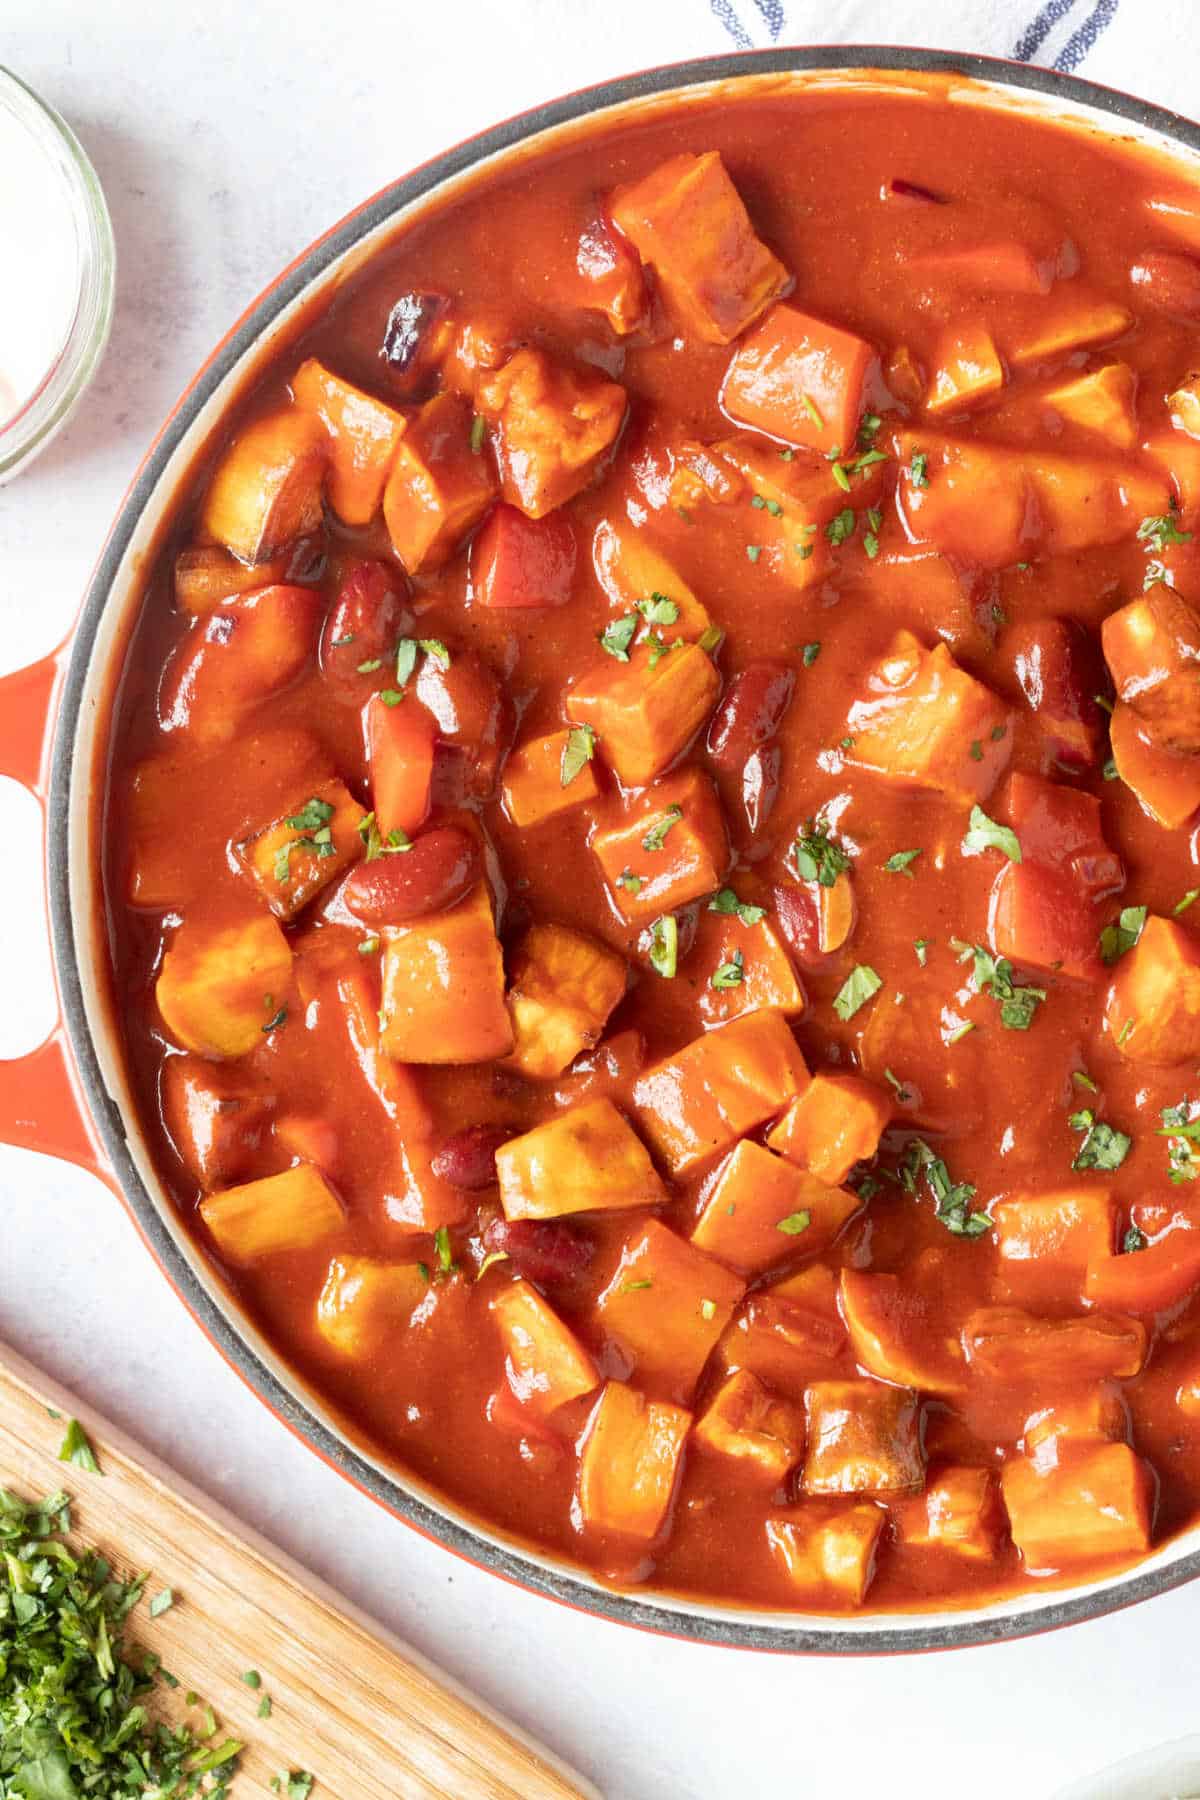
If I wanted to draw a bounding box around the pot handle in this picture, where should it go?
[0,651,113,1181]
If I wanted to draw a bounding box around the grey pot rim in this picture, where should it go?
[48,43,1200,1655]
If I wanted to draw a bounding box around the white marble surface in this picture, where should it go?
[0,6,1197,1796]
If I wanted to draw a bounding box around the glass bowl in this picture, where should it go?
[0,66,115,484]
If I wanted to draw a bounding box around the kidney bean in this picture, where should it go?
[886,177,947,204]
[1002,615,1108,772]
[320,559,411,694]
[481,1216,594,1286]
[1130,249,1200,321]
[416,650,513,798]
[741,743,781,836]
[343,825,480,923]
[706,661,796,772]
[431,1122,513,1189]
[773,882,822,967]
[381,289,452,374]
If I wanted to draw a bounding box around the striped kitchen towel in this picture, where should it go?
[697,1,1190,119]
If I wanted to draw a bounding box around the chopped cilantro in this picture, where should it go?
[910,450,930,489]
[883,848,922,877]
[434,1225,456,1275]
[826,507,856,546]
[1123,1224,1149,1253]
[621,1279,653,1294]
[1137,510,1192,553]
[803,394,824,427]
[469,413,486,453]
[708,888,766,926]
[1072,1069,1099,1093]
[831,460,852,494]
[746,544,762,563]
[962,804,1021,863]
[642,805,683,852]
[1100,905,1146,965]
[637,593,680,626]
[958,942,1047,1030]
[560,723,596,789]
[801,641,821,667]
[1175,889,1200,916]
[616,868,644,896]
[148,1588,174,1618]
[358,811,412,860]
[358,934,381,957]
[600,613,638,660]
[776,1210,812,1236]
[897,1138,989,1237]
[794,818,852,887]
[262,1006,288,1034]
[1070,1108,1132,1172]
[833,964,883,1022]
[1159,1099,1200,1183]
[914,938,932,966]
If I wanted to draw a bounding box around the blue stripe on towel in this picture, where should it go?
[1055,0,1120,69]
[710,0,752,47]
[1013,0,1079,60]
[751,0,785,39]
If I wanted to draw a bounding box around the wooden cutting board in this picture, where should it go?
[0,1341,601,1800]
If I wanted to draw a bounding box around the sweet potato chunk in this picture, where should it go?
[1102,587,1200,755]
[1001,1443,1153,1572]
[200,1163,343,1266]
[1045,362,1137,448]
[568,641,720,788]
[1110,701,1200,828]
[691,1140,859,1277]
[496,1097,666,1220]
[963,1307,1147,1382]
[379,883,512,1064]
[1105,914,1200,1065]
[1023,1387,1128,1466]
[710,433,883,587]
[573,217,649,335]
[160,1056,274,1190]
[1087,1225,1200,1314]
[722,1265,847,1393]
[608,151,789,345]
[992,1187,1116,1306]
[173,545,298,616]
[765,1504,884,1605]
[236,778,366,920]
[158,585,322,748]
[844,629,1012,805]
[839,1270,968,1395]
[382,391,497,573]
[897,430,1166,564]
[633,1011,808,1178]
[893,1465,1003,1560]
[590,768,728,925]
[471,503,576,609]
[692,905,806,1026]
[491,1277,600,1415]
[506,922,627,1079]
[926,323,1005,415]
[1002,297,1132,368]
[594,1218,744,1403]
[693,1368,805,1482]
[316,1255,428,1357]
[157,913,293,1059]
[767,1073,890,1186]
[803,1380,924,1496]
[592,518,714,645]
[201,408,327,563]
[291,356,407,525]
[576,1380,691,1541]
[501,728,601,826]
[989,772,1124,982]
[721,302,875,454]
[477,348,626,518]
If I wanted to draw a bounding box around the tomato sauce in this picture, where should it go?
[102,79,1200,1612]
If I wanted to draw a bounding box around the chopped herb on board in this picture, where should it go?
[57,1418,101,1473]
